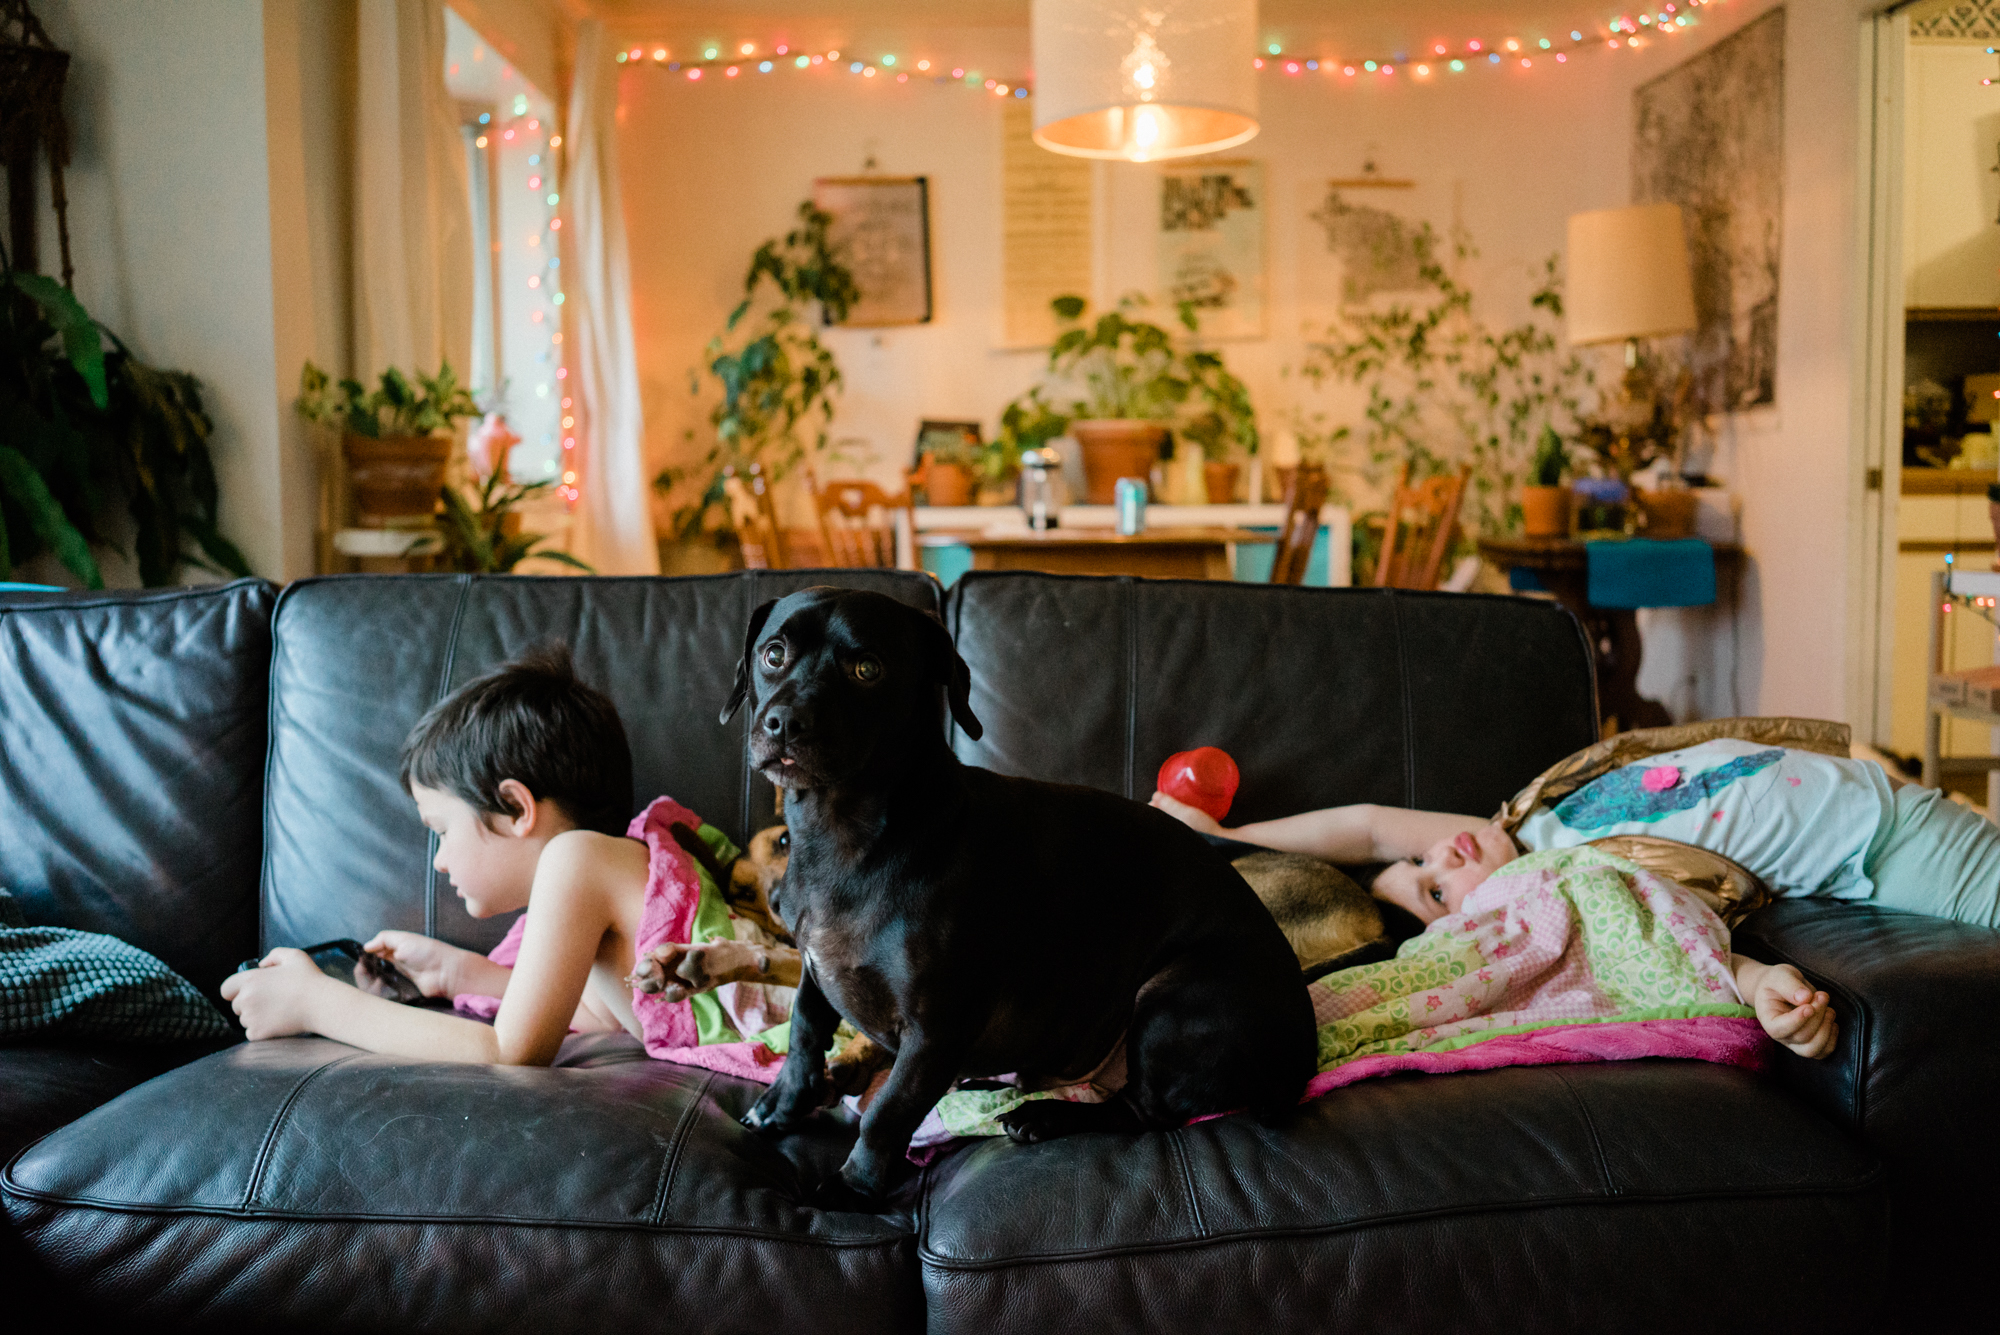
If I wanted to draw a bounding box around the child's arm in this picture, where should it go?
[362,930,512,1000]
[1149,792,1484,863]
[222,831,643,1066]
[1731,954,1839,1059]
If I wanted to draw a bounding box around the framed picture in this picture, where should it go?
[914,419,981,463]
[1157,160,1264,339]
[813,175,933,326]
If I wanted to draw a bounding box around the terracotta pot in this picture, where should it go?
[1520,485,1572,539]
[344,433,453,526]
[1202,461,1240,505]
[1638,487,1698,539]
[925,462,976,507]
[1072,419,1169,504]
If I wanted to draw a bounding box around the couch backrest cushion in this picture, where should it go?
[262,571,941,954]
[945,574,1599,823]
[0,579,276,995]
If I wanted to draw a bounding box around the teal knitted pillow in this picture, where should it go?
[0,889,234,1042]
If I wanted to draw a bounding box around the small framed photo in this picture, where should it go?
[914,419,981,464]
[813,176,933,326]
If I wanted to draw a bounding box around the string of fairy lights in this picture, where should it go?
[616,0,1731,90]
[471,99,577,503]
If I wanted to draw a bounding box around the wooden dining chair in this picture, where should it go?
[1372,462,1471,590]
[722,463,788,570]
[808,471,914,569]
[1269,464,1330,585]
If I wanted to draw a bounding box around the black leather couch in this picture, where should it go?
[3,571,1991,1331]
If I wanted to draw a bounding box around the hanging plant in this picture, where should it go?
[654,200,860,539]
[0,259,250,587]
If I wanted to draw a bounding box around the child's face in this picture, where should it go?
[1370,822,1517,925]
[412,784,539,919]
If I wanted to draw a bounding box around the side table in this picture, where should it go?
[1477,536,1743,734]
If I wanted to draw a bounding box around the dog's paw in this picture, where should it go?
[741,1091,814,1134]
[997,1098,1138,1144]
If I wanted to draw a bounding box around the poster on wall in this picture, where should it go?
[812,176,933,326]
[1632,7,1784,414]
[1000,100,1094,347]
[1158,160,1264,339]
[1305,175,1427,310]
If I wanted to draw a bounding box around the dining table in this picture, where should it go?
[915,525,1271,581]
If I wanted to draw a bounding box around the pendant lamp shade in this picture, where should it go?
[1031,0,1259,162]
[1565,203,1699,346]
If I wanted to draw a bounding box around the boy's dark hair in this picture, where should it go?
[398,642,634,836]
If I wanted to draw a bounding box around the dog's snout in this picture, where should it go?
[762,705,804,741]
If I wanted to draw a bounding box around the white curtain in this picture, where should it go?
[562,21,659,574]
[353,0,473,385]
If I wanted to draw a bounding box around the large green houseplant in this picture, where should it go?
[0,260,250,587]
[998,294,1258,504]
[1295,225,1592,537]
[655,201,859,541]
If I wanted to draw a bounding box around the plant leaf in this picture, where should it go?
[13,273,108,410]
[0,444,102,587]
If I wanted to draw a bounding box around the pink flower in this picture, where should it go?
[1424,994,1442,1011]
[468,414,521,479]
[1642,766,1681,793]
[1788,777,1801,787]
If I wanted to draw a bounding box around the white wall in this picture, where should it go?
[614,0,1874,721]
[28,0,312,582]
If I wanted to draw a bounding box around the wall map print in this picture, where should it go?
[1632,7,1785,414]
[812,176,933,326]
[1309,185,1428,305]
[1158,161,1264,338]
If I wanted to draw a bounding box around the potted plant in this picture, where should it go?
[0,260,250,587]
[421,421,595,574]
[1181,344,1259,504]
[653,202,858,545]
[1521,426,1570,538]
[296,362,481,527]
[908,423,980,507]
[1003,295,1258,505]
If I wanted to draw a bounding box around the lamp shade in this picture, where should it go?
[1565,203,1698,346]
[1031,0,1258,162]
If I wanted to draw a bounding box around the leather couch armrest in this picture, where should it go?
[1733,900,2000,1158]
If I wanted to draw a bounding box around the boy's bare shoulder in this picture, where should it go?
[537,829,651,884]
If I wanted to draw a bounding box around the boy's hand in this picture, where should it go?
[1751,962,1839,1060]
[1149,789,1225,837]
[219,949,338,1040]
[362,931,468,998]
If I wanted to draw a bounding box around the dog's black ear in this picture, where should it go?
[722,598,781,724]
[917,609,983,742]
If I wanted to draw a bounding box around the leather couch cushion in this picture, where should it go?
[4,1036,920,1333]
[945,575,1599,822]
[919,1061,1883,1333]
[1735,900,2000,1329]
[1,579,275,997]
[263,571,939,955]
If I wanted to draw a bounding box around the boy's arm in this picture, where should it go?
[1149,794,1483,863]
[1731,953,1839,1059]
[363,930,512,1000]
[222,951,508,1061]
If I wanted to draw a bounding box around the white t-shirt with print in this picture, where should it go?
[1512,738,1897,899]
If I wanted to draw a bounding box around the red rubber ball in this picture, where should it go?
[1158,746,1240,822]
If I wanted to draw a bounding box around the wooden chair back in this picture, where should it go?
[809,472,912,569]
[1373,462,1471,590]
[722,463,788,570]
[1269,464,1330,586]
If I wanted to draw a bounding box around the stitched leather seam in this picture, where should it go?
[1166,1128,1207,1239]
[742,575,761,840]
[913,1173,1890,1270]
[0,1189,916,1243]
[241,1055,355,1210]
[649,1070,715,1227]
[1387,591,1415,807]
[423,576,474,939]
[1550,1067,1618,1196]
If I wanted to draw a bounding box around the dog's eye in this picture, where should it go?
[776,830,789,851]
[851,656,883,683]
[760,642,786,670]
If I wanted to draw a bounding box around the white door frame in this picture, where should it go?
[1853,8,1909,746]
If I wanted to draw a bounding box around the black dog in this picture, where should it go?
[722,587,1315,1205]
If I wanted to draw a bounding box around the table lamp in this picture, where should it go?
[1566,203,1699,477]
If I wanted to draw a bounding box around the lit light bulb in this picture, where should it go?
[549,135,561,147]
[740,42,754,55]
[917,59,930,70]
[475,135,488,148]
[1132,106,1161,159]
[1133,60,1155,89]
